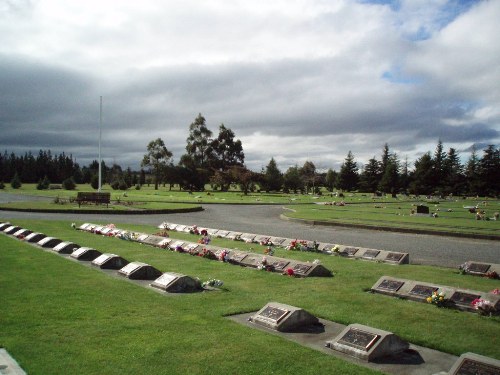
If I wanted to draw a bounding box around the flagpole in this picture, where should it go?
[98,96,102,192]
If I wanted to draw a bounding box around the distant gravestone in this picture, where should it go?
[0,222,11,231]
[150,272,202,293]
[250,302,319,332]
[91,253,129,269]
[450,291,481,311]
[342,247,359,257]
[215,230,230,238]
[280,238,293,248]
[326,323,409,362]
[78,223,92,230]
[158,238,172,248]
[13,228,32,237]
[288,262,332,277]
[141,235,167,247]
[447,352,500,375]
[373,279,405,296]
[118,262,162,280]
[416,205,429,214]
[53,242,80,254]
[25,232,46,243]
[361,249,380,260]
[37,237,62,248]
[4,225,21,234]
[270,237,286,246]
[228,252,248,264]
[70,247,102,261]
[271,260,290,272]
[407,284,439,302]
[240,233,256,242]
[226,232,242,240]
[169,241,184,250]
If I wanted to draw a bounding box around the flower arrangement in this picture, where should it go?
[426,291,447,307]
[284,268,295,277]
[200,229,208,236]
[458,263,469,274]
[189,225,200,235]
[71,223,76,229]
[471,298,498,316]
[198,235,211,245]
[257,256,274,272]
[332,245,340,253]
[264,247,274,256]
[491,288,500,295]
[202,279,224,288]
[154,230,169,238]
[259,237,272,246]
[199,248,217,260]
[174,245,184,253]
[217,250,229,262]
[486,271,499,279]
[286,239,307,251]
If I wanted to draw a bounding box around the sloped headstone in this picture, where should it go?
[25,232,46,243]
[158,238,172,248]
[215,230,230,238]
[254,235,270,244]
[118,262,162,280]
[78,223,92,230]
[416,205,429,214]
[240,233,256,242]
[447,352,500,375]
[13,228,32,238]
[4,225,21,234]
[342,247,359,257]
[141,235,167,247]
[70,247,102,261]
[174,224,187,232]
[150,272,202,293]
[250,302,319,332]
[228,252,248,264]
[287,262,333,277]
[460,261,499,277]
[37,237,62,248]
[226,231,242,240]
[384,252,409,264]
[169,240,184,250]
[326,323,409,362]
[0,222,11,231]
[91,253,129,269]
[270,237,286,246]
[361,249,381,260]
[53,241,80,254]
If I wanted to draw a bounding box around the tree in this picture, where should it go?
[409,152,434,195]
[283,165,303,193]
[431,140,446,194]
[185,113,213,169]
[336,151,358,191]
[262,158,283,192]
[359,157,380,193]
[62,177,76,190]
[465,146,480,196]
[324,169,337,192]
[300,161,316,194]
[141,138,173,190]
[443,148,464,195]
[478,145,500,196]
[228,166,256,195]
[378,156,399,194]
[211,124,244,171]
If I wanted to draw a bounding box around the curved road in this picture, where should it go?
[0,193,498,268]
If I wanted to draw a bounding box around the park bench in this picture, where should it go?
[76,192,111,207]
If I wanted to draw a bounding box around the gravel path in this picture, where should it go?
[1,193,498,268]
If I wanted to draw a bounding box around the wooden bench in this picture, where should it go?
[76,192,111,207]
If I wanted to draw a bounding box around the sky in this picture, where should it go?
[1,0,499,172]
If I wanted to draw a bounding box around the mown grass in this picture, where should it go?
[285,200,500,237]
[1,219,499,375]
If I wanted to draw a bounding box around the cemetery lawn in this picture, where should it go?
[285,200,500,238]
[1,219,499,375]
[0,201,201,212]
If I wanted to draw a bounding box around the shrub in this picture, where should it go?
[0,181,4,189]
[90,175,99,190]
[62,177,76,190]
[118,179,128,190]
[135,184,141,190]
[110,180,120,190]
[10,173,21,189]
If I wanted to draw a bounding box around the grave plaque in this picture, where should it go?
[449,353,500,375]
[166,223,178,230]
[137,234,149,241]
[250,302,319,332]
[70,247,102,261]
[37,237,62,248]
[326,323,409,362]
[343,247,359,256]
[450,291,481,307]
[185,243,199,252]
[385,252,404,262]
[175,225,187,232]
[293,263,312,275]
[467,263,491,274]
[409,284,438,298]
[4,226,21,234]
[270,237,286,246]
[141,235,165,247]
[79,223,91,230]
[254,235,270,243]
[91,253,129,269]
[272,260,290,271]
[338,328,380,351]
[226,232,242,240]
[169,241,184,250]
[216,230,230,238]
[362,249,380,259]
[229,253,247,264]
[158,238,172,248]
[207,229,219,235]
[377,279,404,293]
[240,233,256,242]
[0,222,11,231]
[258,306,290,324]
[13,229,31,237]
[53,242,79,254]
[280,238,293,248]
[118,262,162,280]
[151,272,203,293]
[25,232,46,243]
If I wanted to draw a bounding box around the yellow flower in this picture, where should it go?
[426,297,432,303]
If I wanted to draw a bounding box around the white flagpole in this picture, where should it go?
[98,96,102,192]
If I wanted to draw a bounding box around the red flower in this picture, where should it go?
[286,268,295,276]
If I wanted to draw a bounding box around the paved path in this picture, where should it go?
[1,193,498,268]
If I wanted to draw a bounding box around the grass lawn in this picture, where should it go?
[1,219,499,374]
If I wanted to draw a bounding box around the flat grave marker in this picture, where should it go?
[375,279,405,295]
[118,262,162,280]
[53,241,79,254]
[240,233,256,242]
[342,247,359,256]
[448,352,500,375]
[70,247,102,261]
[450,291,481,309]
[91,253,129,269]
[37,237,62,248]
[361,249,380,259]
[150,272,202,293]
[25,232,46,243]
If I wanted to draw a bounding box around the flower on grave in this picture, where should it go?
[202,279,224,288]
[260,238,271,246]
[485,271,499,280]
[155,230,169,238]
[427,291,447,308]
[189,225,200,235]
[17,234,25,240]
[332,245,340,253]
[198,235,211,245]
[218,250,228,262]
[458,263,470,274]
[200,229,208,236]
[199,248,217,260]
[471,298,498,316]
[264,247,274,256]
[175,245,184,253]
[258,256,274,271]
[285,268,295,277]
[71,223,76,229]
[491,288,500,295]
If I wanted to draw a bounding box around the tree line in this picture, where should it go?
[1,113,499,196]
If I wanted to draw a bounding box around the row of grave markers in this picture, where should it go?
[78,222,333,277]
[158,221,410,265]
[371,275,500,314]
[246,301,500,374]
[0,222,204,293]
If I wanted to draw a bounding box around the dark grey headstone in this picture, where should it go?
[118,262,162,280]
[91,253,129,269]
[70,247,102,261]
[250,302,319,332]
[150,272,202,293]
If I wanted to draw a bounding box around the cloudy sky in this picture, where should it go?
[1,0,498,172]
